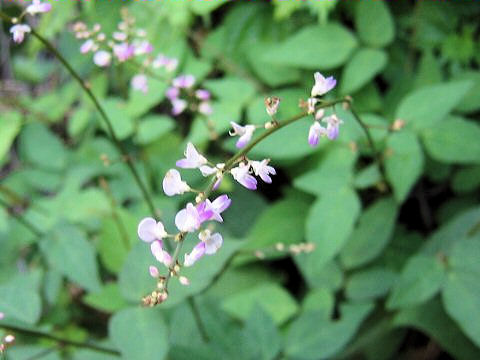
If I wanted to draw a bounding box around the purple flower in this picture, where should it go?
[93,50,111,67]
[197,194,231,222]
[308,121,327,147]
[165,58,178,72]
[251,159,276,184]
[231,163,257,190]
[162,169,191,196]
[166,87,179,100]
[80,39,95,54]
[151,240,172,267]
[198,102,213,116]
[10,24,31,44]
[171,98,187,116]
[176,142,208,169]
[175,203,201,232]
[26,0,52,15]
[195,89,211,101]
[184,241,206,267]
[134,40,153,56]
[149,265,159,278]
[199,229,223,254]
[311,72,337,97]
[199,165,216,176]
[172,74,195,89]
[113,42,134,62]
[138,217,167,242]
[131,74,148,93]
[322,114,343,140]
[229,122,256,148]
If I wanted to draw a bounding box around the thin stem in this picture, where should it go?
[25,26,157,219]
[0,198,42,237]
[0,325,120,356]
[187,297,210,342]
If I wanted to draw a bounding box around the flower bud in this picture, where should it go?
[265,96,280,116]
[179,276,190,286]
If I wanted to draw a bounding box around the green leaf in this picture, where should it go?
[386,255,445,309]
[0,111,22,164]
[422,116,480,164]
[83,283,129,313]
[394,298,480,360]
[442,236,480,346]
[340,49,387,94]
[135,115,175,145]
[355,1,395,47]
[40,223,102,293]
[19,122,67,171]
[453,71,480,113]
[296,259,344,291]
[385,131,424,203]
[302,288,334,320]
[294,145,357,196]
[346,268,397,301]
[285,302,374,360]
[222,283,298,325]
[340,197,398,268]
[0,278,42,324]
[68,107,92,138]
[262,24,357,69]
[204,77,256,107]
[109,307,168,360]
[126,79,167,118]
[306,188,361,267]
[353,164,381,189]
[395,81,473,130]
[242,306,282,360]
[101,98,134,140]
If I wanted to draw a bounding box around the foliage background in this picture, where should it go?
[1,0,480,359]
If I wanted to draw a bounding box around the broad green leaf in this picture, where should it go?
[340,197,398,268]
[101,98,134,140]
[353,164,381,189]
[306,187,361,267]
[355,1,395,47]
[285,302,374,360]
[40,223,102,293]
[262,24,357,69]
[222,283,298,325]
[126,79,167,118]
[394,299,480,360]
[452,166,480,193]
[442,236,480,346]
[296,259,344,291]
[83,283,129,313]
[453,71,480,113]
[242,306,282,360]
[395,81,473,130]
[302,288,334,320]
[0,111,22,164]
[68,107,92,138]
[386,255,445,309]
[109,307,168,360]
[19,122,67,171]
[204,77,256,107]
[340,49,387,94]
[294,145,357,196]
[346,268,397,301]
[422,116,480,164]
[385,131,424,203]
[135,115,175,145]
[0,278,42,324]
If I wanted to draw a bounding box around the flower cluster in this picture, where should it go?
[166,76,213,117]
[0,312,14,355]
[9,0,51,44]
[306,72,343,146]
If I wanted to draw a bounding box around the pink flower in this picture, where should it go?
[0,312,4,320]
[251,159,276,183]
[131,74,148,93]
[151,240,172,267]
[10,24,31,44]
[195,89,211,101]
[229,122,256,148]
[80,39,95,54]
[198,102,213,116]
[199,229,223,254]
[176,142,207,169]
[308,121,327,147]
[93,50,111,67]
[165,58,178,72]
[200,194,231,222]
[311,72,337,97]
[171,98,187,115]
[149,265,159,278]
[113,43,134,62]
[166,87,179,100]
[231,162,257,190]
[134,41,153,55]
[184,242,206,267]
[172,74,195,89]
[162,169,190,196]
[26,0,52,15]
[175,203,201,232]
[137,217,167,242]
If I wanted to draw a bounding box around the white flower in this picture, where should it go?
[137,217,167,242]
[311,72,337,97]
[151,240,172,267]
[176,142,208,169]
[251,159,276,183]
[80,39,95,54]
[307,98,317,114]
[199,229,223,255]
[229,122,256,148]
[93,50,111,67]
[175,203,201,232]
[26,0,52,15]
[10,24,31,44]
[184,242,206,267]
[131,74,148,93]
[162,169,190,196]
[308,121,327,147]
